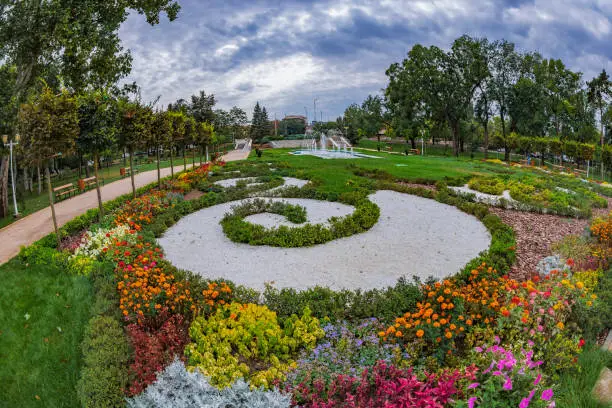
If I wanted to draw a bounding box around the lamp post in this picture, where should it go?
[2,134,20,217]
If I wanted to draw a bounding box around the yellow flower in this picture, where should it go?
[556,322,565,330]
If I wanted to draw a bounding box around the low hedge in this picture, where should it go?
[77,262,130,408]
[220,198,379,248]
[77,315,130,408]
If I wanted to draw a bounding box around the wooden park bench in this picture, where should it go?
[120,167,140,177]
[53,183,78,201]
[78,176,103,191]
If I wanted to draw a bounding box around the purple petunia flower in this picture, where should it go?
[534,374,542,386]
[503,377,513,390]
[468,382,480,389]
[468,396,478,408]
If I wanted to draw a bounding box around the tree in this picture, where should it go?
[190,91,216,123]
[149,111,172,188]
[250,102,270,143]
[0,1,180,101]
[587,69,612,176]
[360,95,387,142]
[196,122,216,163]
[117,99,152,198]
[184,115,198,166]
[0,64,17,217]
[18,86,79,245]
[229,107,248,141]
[168,111,186,175]
[342,104,363,144]
[77,90,117,217]
[280,118,306,136]
[385,36,488,156]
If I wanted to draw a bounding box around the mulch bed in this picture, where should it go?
[488,208,590,281]
[184,190,205,201]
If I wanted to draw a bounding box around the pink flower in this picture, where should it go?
[468,397,478,408]
[537,325,544,332]
[503,377,513,390]
[519,398,531,408]
[468,382,480,389]
[539,308,545,314]
[541,389,554,401]
[534,374,542,386]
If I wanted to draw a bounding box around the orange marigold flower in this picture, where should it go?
[416,329,424,338]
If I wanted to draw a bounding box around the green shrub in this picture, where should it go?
[221,198,379,248]
[468,176,506,195]
[262,277,422,322]
[185,304,324,389]
[77,316,130,408]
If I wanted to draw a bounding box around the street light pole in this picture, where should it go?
[2,135,19,217]
[313,97,319,125]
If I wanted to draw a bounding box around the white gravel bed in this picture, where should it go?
[449,184,518,207]
[215,176,308,190]
[159,190,491,291]
[242,199,353,228]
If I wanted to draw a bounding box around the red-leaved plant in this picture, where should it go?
[126,314,190,396]
[287,361,470,407]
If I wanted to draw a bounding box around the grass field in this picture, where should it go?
[0,259,92,407]
[250,147,536,193]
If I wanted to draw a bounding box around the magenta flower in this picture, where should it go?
[541,388,554,401]
[534,374,542,386]
[468,382,480,389]
[503,377,513,390]
[519,398,531,408]
[468,396,478,408]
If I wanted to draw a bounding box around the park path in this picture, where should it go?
[0,149,249,265]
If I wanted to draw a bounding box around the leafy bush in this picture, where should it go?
[126,314,191,396]
[569,268,612,342]
[262,277,422,322]
[185,303,324,389]
[77,316,130,408]
[468,176,506,195]
[127,358,291,408]
[221,199,379,247]
[287,361,467,407]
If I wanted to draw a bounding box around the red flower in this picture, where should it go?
[578,338,585,348]
[511,296,521,305]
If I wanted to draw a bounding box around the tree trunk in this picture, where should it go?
[94,152,104,217]
[192,147,196,167]
[206,145,209,162]
[85,157,90,178]
[123,147,127,167]
[156,147,161,188]
[483,123,489,159]
[410,138,416,149]
[46,167,60,247]
[78,153,82,178]
[0,156,8,218]
[129,146,136,198]
[199,147,203,165]
[183,141,187,171]
[452,121,460,157]
[37,166,41,194]
[169,145,174,178]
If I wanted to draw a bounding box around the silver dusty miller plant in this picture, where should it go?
[126,358,291,408]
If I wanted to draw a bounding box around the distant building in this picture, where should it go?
[283,115,307,124]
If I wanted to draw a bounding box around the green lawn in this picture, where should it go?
[250,148,537,193]
[0,259,93,407]
[556,345,612,408]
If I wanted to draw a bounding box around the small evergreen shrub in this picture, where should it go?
[127,358,291,408]
[77,316,130,408]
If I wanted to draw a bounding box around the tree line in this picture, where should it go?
[342,35,612,169]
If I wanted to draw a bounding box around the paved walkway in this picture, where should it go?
[0,149,250,265]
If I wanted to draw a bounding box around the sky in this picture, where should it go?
[119,0,612,121]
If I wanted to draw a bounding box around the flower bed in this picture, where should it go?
[19,160,611,407]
